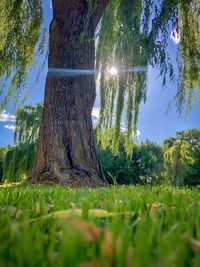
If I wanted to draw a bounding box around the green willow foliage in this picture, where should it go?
[96,0,200,153]
[96,0,149,153]
[176,1,200,114]
[3,142,36,182]
[0,147,9,181]
[1,102,42,181]
[0,0,45,109]
[14,103,43,144]
[163,129,200,185]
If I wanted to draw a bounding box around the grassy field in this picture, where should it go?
[0,184,200,267]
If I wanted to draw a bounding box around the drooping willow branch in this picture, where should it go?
[0,0,46,110]
[14,103,43,144]
[96,0,200,154]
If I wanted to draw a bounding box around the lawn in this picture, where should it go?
[0,184,200,266]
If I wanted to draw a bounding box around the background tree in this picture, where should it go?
[163,129,200,186]
[14,103,43,144]
[135,140,164,184]
[98,134,163,185]
[97,131,142,184]
[0,102,43,182]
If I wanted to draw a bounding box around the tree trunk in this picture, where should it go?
[30,0,109,186]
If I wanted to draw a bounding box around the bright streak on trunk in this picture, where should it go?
[121,66,148,73]
[48,66,148,76]
[48,68,97,76]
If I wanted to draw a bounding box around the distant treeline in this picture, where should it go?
[1,128,200,186]
[0,103,199,186]
[98,128,200,186]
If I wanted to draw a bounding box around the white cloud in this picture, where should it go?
[0,110,15,122]
[120,127,126,133]
[4,124,16,131]
[135,129,141,137]
[92,107,100,119]
[92,107,100,125]
[170,27,180,44]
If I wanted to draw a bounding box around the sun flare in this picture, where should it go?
[109,67,118,76]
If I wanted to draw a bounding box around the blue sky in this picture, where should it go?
[0,1,199,146]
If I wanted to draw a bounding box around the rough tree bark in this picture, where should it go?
[30,0,109,186]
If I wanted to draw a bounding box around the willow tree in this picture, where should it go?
[0,0,199,185]
[14,103,43,144]
[163,129,200,185]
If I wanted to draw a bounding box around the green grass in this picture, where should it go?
[0,184,200,266]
